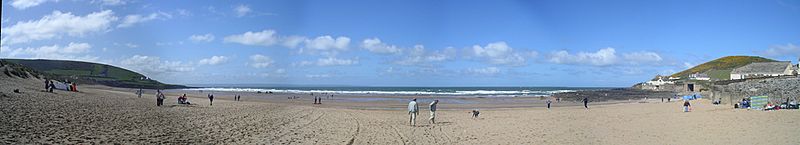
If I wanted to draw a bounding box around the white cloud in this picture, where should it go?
[548,48,619,66]
[235,5,252,17]
[119,55,195,75]
[469,41,528,66]
[249,54,274,68]
[304,36,350,51]
[622,51,663,64]
[10,0,51,10]
[95,0,126,6]
[198,56,228,65]
[1,10,118,44]
[225,30,350,55]
[257,68,287,78]
[361,38,402,54]
[464,67,501,76]
[3,42,97,61]
[295,57,358,67]
[306,74,331,79]
[282,36,306,48]
[761,43,800,57]
[395,45,455,66]
[118,12,170,28]
[548,48,664,66]
[125,43,138,48]
[188,34,215,42]
[299,36,350,56]
[224,30,279,47]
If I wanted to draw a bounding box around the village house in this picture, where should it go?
[730,61,794,80]
[689,73,711,81]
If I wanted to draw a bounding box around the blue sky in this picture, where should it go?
[2,0,800,87]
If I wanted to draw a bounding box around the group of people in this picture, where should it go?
[44,79,78,92]
[313,96,323,104]
[148,89,242,107]
[407,98,439,126]
[178,94,191,104]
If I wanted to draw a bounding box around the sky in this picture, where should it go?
[2,0,800,87]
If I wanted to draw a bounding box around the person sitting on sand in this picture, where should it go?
[408,98,419,126]
[48,83,55,93]
[178,94,191,105]
[471,109,480,118]
[429,100,439,124]
[764,102,777,111]
[683,100,691,112]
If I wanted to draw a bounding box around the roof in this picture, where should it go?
[731,61,791,74]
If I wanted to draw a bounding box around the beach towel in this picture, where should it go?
[749,96,769,110]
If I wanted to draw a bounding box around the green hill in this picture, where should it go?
[670,56,776,80]
[2,59,186,89]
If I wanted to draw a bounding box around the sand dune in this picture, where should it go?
[1,76,798,144]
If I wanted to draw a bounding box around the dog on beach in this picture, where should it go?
[471,109,480,118]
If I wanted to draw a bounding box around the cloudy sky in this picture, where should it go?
[2,0,800,87]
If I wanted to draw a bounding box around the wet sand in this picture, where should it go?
[2,76,799,144]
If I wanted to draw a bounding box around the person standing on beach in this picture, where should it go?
[156,90,165,106]
[137,88,143,98]
[208,94,214,106]
[546,99,552,110]
[429,100,439,124]
[408,98,419,126]
[583,97,589,109]
[44,79,50,91]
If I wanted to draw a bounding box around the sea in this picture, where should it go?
[182,85,613,97]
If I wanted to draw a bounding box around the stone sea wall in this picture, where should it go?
[711,76,800,104]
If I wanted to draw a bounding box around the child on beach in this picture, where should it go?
[683,101,691,112]
[546,99,552,109]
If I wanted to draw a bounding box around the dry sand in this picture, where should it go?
[1,76,798,144]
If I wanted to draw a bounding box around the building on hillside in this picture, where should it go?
[646,76,674,86]
[689,73,711,81]
[730,61,794,80]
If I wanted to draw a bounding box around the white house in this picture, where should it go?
[730,61,794,80]
[646,76,674,86]
[689,73,711,81]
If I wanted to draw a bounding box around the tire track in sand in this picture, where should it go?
[345,111,360,145]
[270,109,325,143]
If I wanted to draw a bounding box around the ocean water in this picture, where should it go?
[182,86,612,97]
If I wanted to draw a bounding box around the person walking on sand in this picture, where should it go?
[408,98,419,126]
[429,100,439,124]
[583,97,589,109]
[546,99,552,110]
[208,94,214,106]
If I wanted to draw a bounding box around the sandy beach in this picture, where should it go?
[2,76,799,144]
